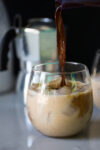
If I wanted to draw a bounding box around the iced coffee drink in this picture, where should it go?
[91,74,100,108]
[27,62,93,137]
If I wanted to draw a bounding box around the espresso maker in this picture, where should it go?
[0,18,57,95]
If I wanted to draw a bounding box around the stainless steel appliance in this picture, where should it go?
[0,18,57,97]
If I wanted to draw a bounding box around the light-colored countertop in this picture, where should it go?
[0,92,100,150]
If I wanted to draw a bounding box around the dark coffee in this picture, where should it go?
[55,0,100,86]
[55,3,66,86]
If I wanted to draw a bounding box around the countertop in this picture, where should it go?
[0,92,100,150]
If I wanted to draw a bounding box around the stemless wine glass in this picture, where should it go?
[91,50,100,108]
[26,62,93,137]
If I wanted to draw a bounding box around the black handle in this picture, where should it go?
[0,28,17,71]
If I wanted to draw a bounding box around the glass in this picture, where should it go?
[91,50,100,108]
[26,62,93,137]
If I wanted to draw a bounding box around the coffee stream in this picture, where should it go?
[55,1,66,86]
[55,0,100,87]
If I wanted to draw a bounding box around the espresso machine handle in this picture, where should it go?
[0,28,17,71]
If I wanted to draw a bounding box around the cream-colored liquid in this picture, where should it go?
[27,81,93,137]
[92,75,100,108]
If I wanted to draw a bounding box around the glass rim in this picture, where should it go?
[32,61,88,74]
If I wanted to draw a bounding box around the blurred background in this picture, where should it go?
[2,0,100,71]
[0,0,100,92]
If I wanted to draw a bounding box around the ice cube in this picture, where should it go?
[47,77,62,89]
[57,86,71,95]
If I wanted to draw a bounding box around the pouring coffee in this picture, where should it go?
[26,0,95,137]
[55,0,100,87]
